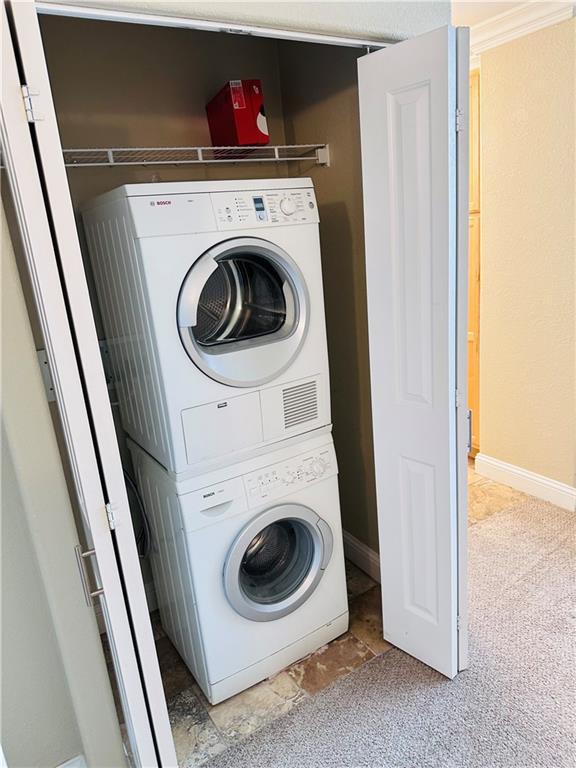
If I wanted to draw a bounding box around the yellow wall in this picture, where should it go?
[479,18,576,487]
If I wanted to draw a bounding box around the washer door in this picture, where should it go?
[224,504,333,622]
[177,238,309,387]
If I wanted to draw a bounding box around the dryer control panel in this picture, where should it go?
[243,442,336,504]
[211,188,319,230]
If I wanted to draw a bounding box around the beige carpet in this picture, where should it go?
[210,499,576,767]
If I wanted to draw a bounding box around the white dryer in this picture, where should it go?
[82,179,331,475]
[128,430,348,704]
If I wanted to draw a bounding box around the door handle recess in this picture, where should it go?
[74,545,104,606]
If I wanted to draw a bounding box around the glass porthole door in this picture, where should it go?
[224,504,333,621]
[177,238,310,387]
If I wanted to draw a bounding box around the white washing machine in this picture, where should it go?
[128,429,348,704]
[82,179,331,475]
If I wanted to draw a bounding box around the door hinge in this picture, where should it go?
[455,107,464,133]
[21,85,44,123]
[105,502,117,530]
[37,349,56,402]
[457,615,461,631]
[467,409,473,453]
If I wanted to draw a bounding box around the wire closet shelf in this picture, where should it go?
[63,144,330,167]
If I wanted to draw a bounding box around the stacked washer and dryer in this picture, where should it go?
[82,178,348,704]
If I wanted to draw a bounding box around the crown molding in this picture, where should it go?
[470,1,575,59]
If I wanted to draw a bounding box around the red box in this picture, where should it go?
[206,80,269,147]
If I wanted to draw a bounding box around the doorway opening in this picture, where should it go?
[36,15,382,761]
[9,6,468,764]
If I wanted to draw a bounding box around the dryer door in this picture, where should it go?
[177,238,309,387]
[224,504,333,622]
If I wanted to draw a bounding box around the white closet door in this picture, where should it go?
[4,1,176,764]
[358,25,469,678]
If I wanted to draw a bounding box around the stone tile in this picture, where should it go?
[168,685,207,725]
[345,558,377,599]
[287,633,374,696]
[169,688,226,767]
[468,479,528,524]
[156,636,196,702]
[208,670,304,739]
[349,585,393,656]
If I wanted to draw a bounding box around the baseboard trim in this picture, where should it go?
[475,454,576,512]
[342,530,380,582]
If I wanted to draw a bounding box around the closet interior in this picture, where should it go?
[38,12,380,762]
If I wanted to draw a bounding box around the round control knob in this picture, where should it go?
[311,460,326,478]
[280,196,297,216]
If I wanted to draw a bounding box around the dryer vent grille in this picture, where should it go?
[283,380,318,430]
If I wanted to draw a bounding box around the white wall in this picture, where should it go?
[41,0,451,40]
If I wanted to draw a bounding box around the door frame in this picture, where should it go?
[1,4,164,765]
[6,0,469,759]
[456,27,470,671]
[5,3,395,763]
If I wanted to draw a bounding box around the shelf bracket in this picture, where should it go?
[317,145,331,167]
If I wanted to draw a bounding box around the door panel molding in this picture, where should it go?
[358,25,469,678]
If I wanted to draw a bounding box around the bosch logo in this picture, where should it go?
[150,200,172,207]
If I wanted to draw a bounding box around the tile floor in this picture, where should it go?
[152,558,385,766]
[100,462,532,765]
[152,461,531,766]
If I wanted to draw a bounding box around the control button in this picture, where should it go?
[227,215,233,222]
[308,201,315,209]
[279,196,297,216]
[257,211,267,221]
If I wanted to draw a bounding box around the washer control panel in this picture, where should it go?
[243,443,336,504]
[211,188,319,230]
